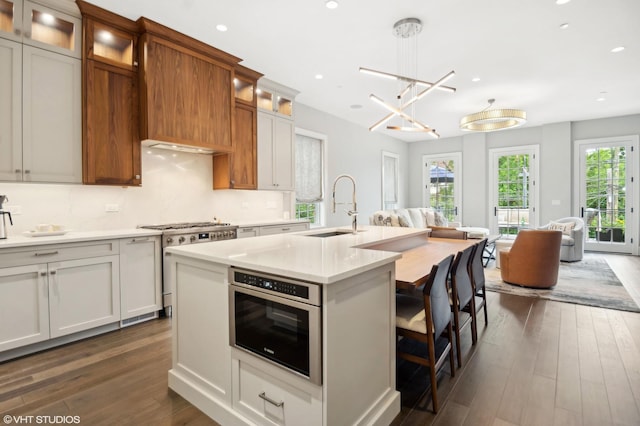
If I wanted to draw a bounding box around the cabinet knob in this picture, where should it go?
[133,61,139,67]
[24,170,31,174]
[50,270,57,275]
[135,174,141,180]
[40,272,47,277]
[25,31,31,38]
[15,169,21,173]
[14,29,21,36]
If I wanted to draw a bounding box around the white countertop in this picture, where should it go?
[166,225,428,284]
[0,228,162,249]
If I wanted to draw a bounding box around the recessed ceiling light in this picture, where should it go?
[559,23,569,30]
[555,0,571,5]
[350,104,363,109]
[216,24,228,32]
[315,74,323,80]
[611,46,625,53]
[471,77,481,82]
[325,0,339,9]
[596,97,606,102]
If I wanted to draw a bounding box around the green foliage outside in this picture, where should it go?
[296,203,318,225]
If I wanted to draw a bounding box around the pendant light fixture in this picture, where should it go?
[459,99,527,132]
[359,18,456,138]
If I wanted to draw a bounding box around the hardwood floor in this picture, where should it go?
[393,253,640,426]
[1,254,638,426]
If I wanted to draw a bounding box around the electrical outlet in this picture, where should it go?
[105,204,120,212]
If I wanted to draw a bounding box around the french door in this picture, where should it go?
[489,146,539,236]
[575,136,638,254]
[422,152,462,223]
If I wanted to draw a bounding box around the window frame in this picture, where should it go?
[294,128,327,228]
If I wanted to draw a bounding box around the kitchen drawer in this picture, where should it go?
[233,358,322,426]
[237,227,259,238]
[0,240,119,268]
[259,222,309,236]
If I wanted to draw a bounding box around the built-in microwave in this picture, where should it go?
[229,268,322,385]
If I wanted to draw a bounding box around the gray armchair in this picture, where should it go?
[539,217,584,262]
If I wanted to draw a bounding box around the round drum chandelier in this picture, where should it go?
[460,99,527,132]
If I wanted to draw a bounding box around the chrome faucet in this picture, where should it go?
[332,174,358,234]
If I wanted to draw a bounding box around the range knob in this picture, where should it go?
[178,236,186,244]
[223,231,229,238]
[166,237,174,244]
[190,235,196,242]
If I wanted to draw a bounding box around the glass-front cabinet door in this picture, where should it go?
[0,0,21,42]
[0,0,81,57]
[87,19,135,69]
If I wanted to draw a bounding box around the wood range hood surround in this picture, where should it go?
[137,17,242,154]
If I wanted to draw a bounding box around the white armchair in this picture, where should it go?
[539,217,584,262]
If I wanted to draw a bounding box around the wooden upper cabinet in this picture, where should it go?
[213,65,262,190]
[77,1,141,186]
[138,19,240,152]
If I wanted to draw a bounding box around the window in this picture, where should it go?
[295,130,326,227]
[382,152,399,210]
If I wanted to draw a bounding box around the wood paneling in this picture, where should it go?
[83,60,140,185]
[140,35,233,151]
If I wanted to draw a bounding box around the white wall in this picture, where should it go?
[408,114,640,228]
[294,103,408,227]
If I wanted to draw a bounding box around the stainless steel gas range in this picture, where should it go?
[138,222,238,315]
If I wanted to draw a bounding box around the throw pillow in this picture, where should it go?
[548,221,575,236]
[373,212,392,226]
[434,211,449,227]
[390,214,400,227]
[398,215,410,227]
[422,209,436,227]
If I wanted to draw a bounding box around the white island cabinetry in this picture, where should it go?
[166,226,426,425]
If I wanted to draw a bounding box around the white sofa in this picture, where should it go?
[369,208,488,239]
[539,217,585,262]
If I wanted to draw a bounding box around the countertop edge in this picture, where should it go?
[0,229,163,249]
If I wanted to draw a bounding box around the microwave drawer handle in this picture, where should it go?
[259,392,284,407]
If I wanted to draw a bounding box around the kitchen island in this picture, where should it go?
[165,225,429,426]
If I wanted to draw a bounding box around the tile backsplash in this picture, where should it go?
[0,148,289,233]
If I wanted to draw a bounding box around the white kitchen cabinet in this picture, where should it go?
[237,226,259,239]
[0,263,49,352]
[258,222,309,236]
[0,0,81,58]
[257,79,298,191]
[119,236,162,323]
[232,356,322,426]
[168,256,232,405]
[237,222,310,238]
[0,0,82,183]
[257,112,295,191]
[48,254,120,338]
[0,239,121,357]
[0,37,22,181]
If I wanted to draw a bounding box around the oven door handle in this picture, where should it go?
[259,392,284,407]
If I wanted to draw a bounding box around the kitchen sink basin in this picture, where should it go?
[305,230,357,238]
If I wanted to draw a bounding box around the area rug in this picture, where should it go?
[484,254,640,312]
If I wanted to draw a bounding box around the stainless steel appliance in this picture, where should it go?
[0,195,13,240]
[139,222,238,314]
[229,267,322,385]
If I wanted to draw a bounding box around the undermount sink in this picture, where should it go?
[305,229,365,238]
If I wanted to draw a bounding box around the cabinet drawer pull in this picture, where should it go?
[281,228,290,231]
[129,237,150,244]
[35,251,59,257]
[241,228,254,232]
[258,392,284,407]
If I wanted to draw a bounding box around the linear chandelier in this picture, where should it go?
[460,99,527,132]
[359,18,455,138]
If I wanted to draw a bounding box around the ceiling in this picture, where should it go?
[86,0,640,142]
